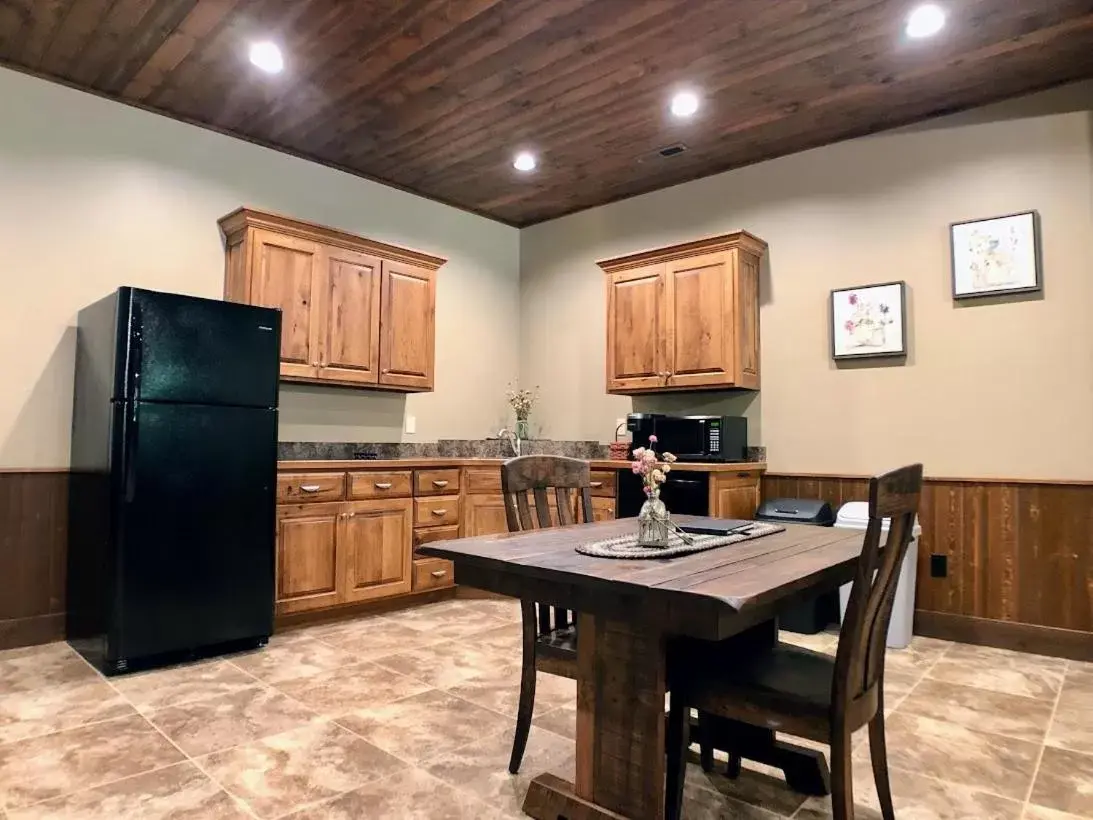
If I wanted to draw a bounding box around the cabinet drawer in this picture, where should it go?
[414,469,461,496]
[412,525,460,555]
[412,558,455,590]
[277,472,346,504]
[349,471,412,499]
[463,466,501,494]
[415,497,460,527]
[589,470,617,498]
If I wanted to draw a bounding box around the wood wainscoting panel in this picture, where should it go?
[761,474,1093,644]
[0,471,69,649]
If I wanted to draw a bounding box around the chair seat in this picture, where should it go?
[680,641,837,741]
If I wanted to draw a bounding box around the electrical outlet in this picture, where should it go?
[930,554,948,578]
[405,415,416,435]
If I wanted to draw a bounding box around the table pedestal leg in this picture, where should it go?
[523,613,666,820]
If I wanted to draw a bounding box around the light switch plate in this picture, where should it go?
[405,415,416,435]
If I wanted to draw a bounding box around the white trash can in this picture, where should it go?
[836,501,921,649]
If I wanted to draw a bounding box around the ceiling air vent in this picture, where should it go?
[657,143,687,158]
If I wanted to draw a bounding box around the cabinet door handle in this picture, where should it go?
[431,509,448,517]
[300,484,321,493]
[374,482,393,490]
[590,481,604,488]
[432,480,449,488]
[430,570,448,578]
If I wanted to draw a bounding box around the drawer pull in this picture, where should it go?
[590,481,604,488]
[300,484,321,493]
[737,472,752,478]
[374,482,393,490]
[430,570,448,578]
[432,479,449,488]
[431,509,448,517]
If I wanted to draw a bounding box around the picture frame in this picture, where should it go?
[830,281,907,360]
[950,210,1041,299]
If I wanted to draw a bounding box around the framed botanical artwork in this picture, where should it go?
[830,281,907,360]
[950,211,1041,299]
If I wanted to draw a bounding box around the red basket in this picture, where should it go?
[608,441,630,461]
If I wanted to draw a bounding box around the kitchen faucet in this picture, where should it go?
[497,427,520,457]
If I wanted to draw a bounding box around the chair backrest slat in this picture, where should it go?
[834,464,924,709]
[502,456,593,638]
[554,487,574,525]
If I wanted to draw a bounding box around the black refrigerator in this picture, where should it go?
[68,287,282,674]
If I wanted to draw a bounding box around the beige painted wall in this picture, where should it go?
[0,68,520,468]
[520,83,1093,481]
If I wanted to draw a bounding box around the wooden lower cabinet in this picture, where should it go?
[463,493,510,537]
[275,502,343,615]
[341,498,414,604]
[275,497,413,615]
[712,472,762,520]
[589,496,616,522]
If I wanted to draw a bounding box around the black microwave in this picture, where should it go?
[626,413,748,463]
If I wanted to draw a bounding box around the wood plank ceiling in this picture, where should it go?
[1,1,1092,226]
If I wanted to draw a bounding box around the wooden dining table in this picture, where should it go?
[420,516,866,820]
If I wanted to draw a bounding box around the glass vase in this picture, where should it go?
[637,494,670,548]
[515,417,530,442]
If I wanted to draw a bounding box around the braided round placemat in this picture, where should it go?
[575,522,785,559]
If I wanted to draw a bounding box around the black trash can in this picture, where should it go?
[755,498,839,634]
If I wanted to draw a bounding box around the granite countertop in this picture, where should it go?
[278,457,767,472]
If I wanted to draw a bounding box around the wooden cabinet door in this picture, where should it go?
[463,493,510,537]
[341,498,413,603]
[606,264,666,392]
[250,229,322,380]
[318,247,381,384]
[665,252,736,389]
[590,496,616,522]
[379,261,435,390]
[275,503,342,614]
[713,475,761,520]
[735,250,761,389]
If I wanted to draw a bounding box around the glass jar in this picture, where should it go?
[637,494,670,548]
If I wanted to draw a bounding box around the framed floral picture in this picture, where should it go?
[950,211,1041,299]
[830,281,907,360]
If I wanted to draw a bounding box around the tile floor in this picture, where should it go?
[0,597,1090,819]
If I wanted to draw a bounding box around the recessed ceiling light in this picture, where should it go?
[513,151,537,172]
[249,41,284,74]
[670,90,700,119]
[905,4,945,38]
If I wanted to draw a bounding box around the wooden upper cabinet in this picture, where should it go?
[319,247,382,384]
[665,252,732,389]
[379,261,435,391]
[598,232,766,394]
[249,230,322,380]
[220,208,446,393]
[606,264,666,392]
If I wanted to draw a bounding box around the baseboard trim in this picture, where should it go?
[915,610,1093,662]
[275,586,457,631]
[0,613,66,651]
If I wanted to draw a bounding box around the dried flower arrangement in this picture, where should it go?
[630,435,678,500]
[506,384,538,421]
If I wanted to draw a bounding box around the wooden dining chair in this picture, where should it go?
[501,455,594,775]
[666,463,924,820]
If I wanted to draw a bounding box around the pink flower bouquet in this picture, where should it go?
[630,434,678,501]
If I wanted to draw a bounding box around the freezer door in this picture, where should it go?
[120,288,281,407]
[111,402,276,664]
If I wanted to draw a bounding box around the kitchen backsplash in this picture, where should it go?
[278,440,767,462]
[278,439,609,461]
